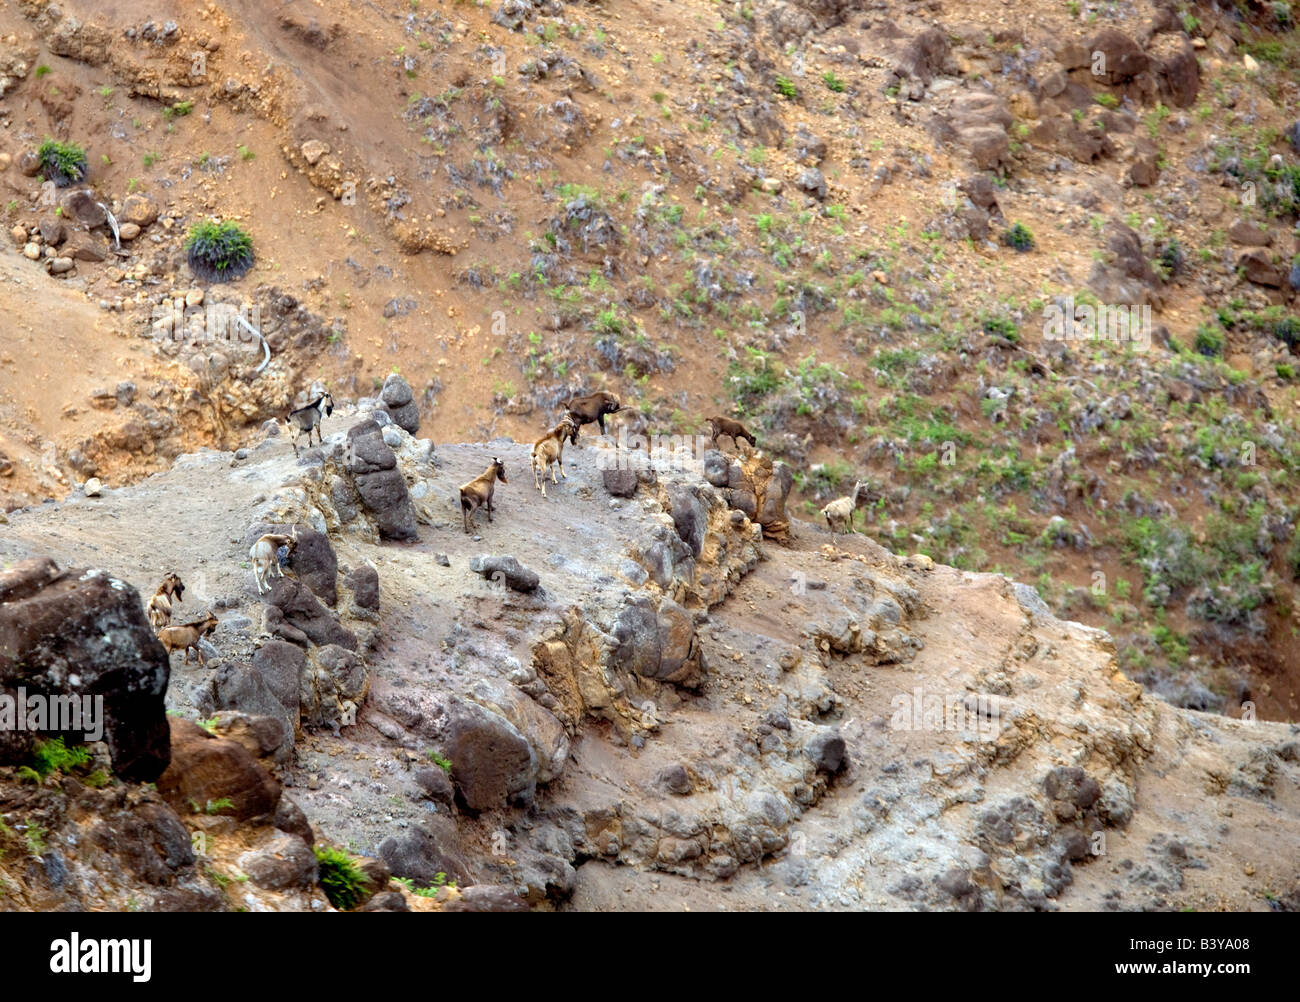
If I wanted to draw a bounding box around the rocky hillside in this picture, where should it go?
[1,404,1297,911]
[3,0,1300,724]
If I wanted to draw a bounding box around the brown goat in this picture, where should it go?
[146,573,185,629]
[532,417,578,498]
[157,612,219,666]
[707,415,757,451]
[563,391,621,436]
[460,458,508,533]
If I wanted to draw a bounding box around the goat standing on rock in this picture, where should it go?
[146,573,185,629]
[250,526,298,595]
[286,392,334,457]
[460,458,508,533]
[531,416,578,498]
[562,391,621,437]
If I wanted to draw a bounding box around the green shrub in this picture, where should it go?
[1274,315,1300,351]
[774,76,798,100]
[1194,323,1225,357]
[982,313,1019,344]
[426,750,452,773]
[31,736,91,779]
[315,846,370,910]
[36,139,88,187]
[1002,222,1035,252]
[822,71,846,93]
[185,220,254,282]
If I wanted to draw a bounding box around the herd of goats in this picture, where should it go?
[139,389,877,667]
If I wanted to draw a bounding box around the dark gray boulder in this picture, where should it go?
[0,558,170,781]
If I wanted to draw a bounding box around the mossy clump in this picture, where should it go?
[37,139,88,187]
[185,220,254,283]
[315,845,370,910]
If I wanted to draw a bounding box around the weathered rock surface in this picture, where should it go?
[0,559,170,781]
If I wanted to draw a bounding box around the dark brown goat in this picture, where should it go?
[707,415,757,451]
[460,458,508,533]
[562,391,621,436]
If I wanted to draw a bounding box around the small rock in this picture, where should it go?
[469,554,540,592]
[118,222,141,241]
[49,257,74,274]
[435,553,451,567]
[83,477,103,497]
[119,193,160,228]
[38,216,65,246]
[301,140,330,166]
[10,225,27,245]
[22,242,40,260]
[185,288,204,307]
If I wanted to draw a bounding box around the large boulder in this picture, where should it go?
[439,696,538,811]
[937,92,1012,170]
[346,421,419,541]
[342,565,379,612]
[610,595,703,688]
[1152,36,1200,107]
[1089,222,1161,306]
[1239,248,1283,288]
[379,815,472,885]
[0,559,170,781]
[205,641,304,740]
[266,578,359,651]
[237,832,318,890]
[300,643,369,731]
[1087,28,1149,84]
[442,884,529,912]
[285,526,337,606]
[666,484,707,558]
[380,373,420,434]
[156,718,281,823]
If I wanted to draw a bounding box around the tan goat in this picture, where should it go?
[146,573,185,629]
[460,458,508,533]
[157,612,219,666]
[249,525,298,596]
[531,417,578,498]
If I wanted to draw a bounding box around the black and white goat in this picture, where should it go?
[286,392,334,456]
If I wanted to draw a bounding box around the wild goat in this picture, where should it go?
[249,526,298,595]
[146,573,185,629]
[460,458,508,533]
[531,417,578,498]
[821,481,873,535]
[157,612,219,666]
[707,415,757,451]
[286,392,334,457]
[562,391,621,436]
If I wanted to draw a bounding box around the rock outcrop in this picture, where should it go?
[0,558,170,781]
